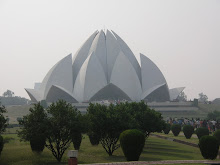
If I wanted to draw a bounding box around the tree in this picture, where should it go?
[0,103,7,133]
[45,100,84,162]
[18,100,86,162]
[87,103,131,156]
[207,110,220,121]
[199,93,208,103]
[177,91,187,102]
[120,101,165,137]
[2,90,14,97]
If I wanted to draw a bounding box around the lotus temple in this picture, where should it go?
[25,30,186,104]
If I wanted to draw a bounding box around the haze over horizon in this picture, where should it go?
[0,0,219,101]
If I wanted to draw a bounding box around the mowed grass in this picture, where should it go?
[154,132,200,144]
[0,133,204,165]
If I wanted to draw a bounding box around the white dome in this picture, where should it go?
[25,30,171,103]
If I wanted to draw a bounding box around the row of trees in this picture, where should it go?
[16,100,165,162]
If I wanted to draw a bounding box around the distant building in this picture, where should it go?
[25,30,184,103]
[34,83,41,90]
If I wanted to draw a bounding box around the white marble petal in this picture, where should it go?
[169,87,185,101]
[140,53,168,93]
[110,51,142,101]
[89,30,107,80]
[46,85,78,103]
[73,52,107,102]
[25,88,42,103]
[40,54,73,99]
[72,31,98,88]
[106,30,121,83]
[111,30,141,85]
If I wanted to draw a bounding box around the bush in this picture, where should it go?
[183,125,194,139]
[213,130,220,145]
[0,135,4,155]
[163,123,171,134]
[30,135,46,153]
[195,127,209,139]
[88,132,100,145]
[171,124,181,136]
[72,132,82,150]
[120,129,145,161]
[199,135,219,160]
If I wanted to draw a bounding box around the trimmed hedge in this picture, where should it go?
[199,135,219,160]
[30,136,46,153]
[72,132,82,150]
[88,132,100,145]
[213,130,220,145]
[195,127,209,139]
[0,135,3,156]
[183,125,194,139]
[120,129,145,161]
[171,124,181,136]
[163,123,171,134]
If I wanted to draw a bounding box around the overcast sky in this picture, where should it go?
[0,0,219,101]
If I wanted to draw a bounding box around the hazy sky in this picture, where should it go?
[0,0,219,101]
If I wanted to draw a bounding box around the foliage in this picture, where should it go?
[118,101,165,137]
[30,136,46,153]
[0,103,7,133]
[183,125,194,139]
[87,101,165,156]
[177,91,187,102]
[0,96,30,106]
[87,103,131,156]
[198,93,208,103]
[207,110,220,120]
[163,123,171,134]
[18,103,48,142]
[199,135,219,160]
[88,132,100,145]
[119,129,145,161]
[72,132,82,150]
[195,127,209,139]
[2,90,14,97]
[213,130,220,145]
[0,135,3,156]
[45,100,85,162]
[171,124,181,136]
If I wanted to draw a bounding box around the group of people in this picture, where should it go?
[166,117,220,133]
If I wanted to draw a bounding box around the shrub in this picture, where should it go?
[163,123,171,134]
[199,135,219,160]
[171,124,181,136]
[88,132,100,145]
[213,130,220,145]
[0,135,4,155]
[30,135,46,153]
[195,127,209,139]
[183,125,194,139]
[120,129,145,161]
[72,132,82,150]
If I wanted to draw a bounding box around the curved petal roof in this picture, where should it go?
[169,87,185,101]
[26,29,174,103]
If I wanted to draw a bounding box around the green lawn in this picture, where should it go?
[154,132,200,145]
[0,133,204,165]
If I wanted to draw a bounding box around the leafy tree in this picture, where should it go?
[2,90,14,97]
[199,93,208,103]
[45,100,84,162]
[87,103,131,156]
[177,91,187,102]
[18,103,48,141]
[121,101,165,137]
[0,103,7,133]
[18,100,85,162]
[207,110,220,120]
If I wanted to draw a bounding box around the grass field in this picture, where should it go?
[0,131,205,165]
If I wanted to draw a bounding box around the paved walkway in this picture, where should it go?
[81,160,220,165]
